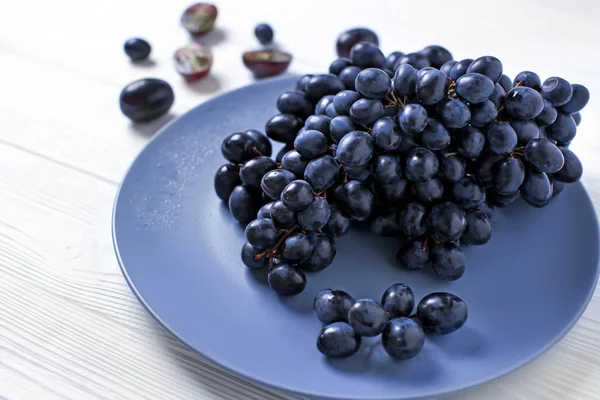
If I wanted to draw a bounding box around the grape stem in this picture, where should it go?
[253,225,299,263]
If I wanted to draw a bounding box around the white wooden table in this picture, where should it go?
[1,0,599,398]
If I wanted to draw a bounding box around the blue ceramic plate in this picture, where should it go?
[113,76,599,400]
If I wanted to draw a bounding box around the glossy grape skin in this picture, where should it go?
[412,178,444,204]
[449,58,473,80]
[282,233,313,264]
[416,69,448,105]
[385,51,404,70]
[513,71,541,90]
[475,153,505,188]
[553,147,583,183]
[261,169,296,199]
[281,150,308,178]
[381,317,425,360]
[428,202,467,242]
[317,322,361,358]
[452,175,486,209]
[381,283,415,319]
[254,23,274,44]
[244,129,272,157]
[466,55,503,83]
[270,200,296,228]
[214,164,241,202]
[489,84,506,109]
[276,91,313,119]
[456,126,485,160]
[349,98,384,126]
[298,232,336,271]
[438,153,466,183]
[330,116,358,144]
[504,86,544,120]
[294,129,328,159]
[511,119,539,145]
[313,289,355,324]
[336,28,379,58]
[398,104,428,135]
[397,203,428,237]
[348,299,388,337]
[280,180,314,211]
[245,218,279,249]
[355,68,391,99]
[371,117,402,151]
[296,74,313,92]
[371,209,402,237]
[305,74,346,102]
[546,112,577,144]
[371,154,402,184]
[395,133,419,156]
[344,165,371,181]
[485,121,517,155]
[421,45,453,68]
[350,42,385,69]
[305,116,333,141]
[304,155,339,191]
[480,202,494,219]
[275,145,293,163]
[339,66,361,90]
[315,95,334,115]
[241,242,268,269]
[396,52,430,70]
[560,84,590,113]
[552,179,565,197]
[239,156,276,187]
[329,58,353,75]
[524,139,565,173]
[221,132,255,163]
[541,77,573,106]
[324,205,351,237]
[124,38,152,61]
[420,118,451,151]
[438,59,456,75]
[228,185,261,224]
[396,240,429,270]
[337,130,374,167]
[376,179,409,205]
[498,74,512,92]
[417,292,468,335]
[333,90,360,115]
[297,197,331,231]
[340,180,375,221]
[392,64,418,96]
[430,242,465,281]
[437,98,471,129]
[405,147,439,183]
[268,264,307,296]
[461,210,492,246]
[325,103,339,118]
[572,112,582,126]
[469,100,497,128]
[265,114,304,145]
[488,189,520,208]
[521,169,553,207]
[535,100,558,127]
[257,202,274,219]
[494,157,525,194]
[455,73,495,104]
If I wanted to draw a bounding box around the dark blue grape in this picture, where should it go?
[325,103,339,118]
[268,201,297,229]
[268,264,306,296]
[265,114,304,145]
[254,23,274,44]
[305,115,332,140]
[294,129,328,159]
[396,52,430,70]
[381,317,425,360]
[350,41,385,69]
[505,86,544,119]
[221,132,255,163]
[315,95,334,115]
[412,177,444,204]
[261,169,295,199]
[428,202,467,242]
[336,28,379,58]
[339,66,361,90]
[475,153,505,187]
[376,179,408,205]
[524,139,565,173]
[297,197,331,231]
[276,145,293,163]
[485,121,517,155]
[229,185,261,224]
[469,100,497,128]
[396,240,429,270]
[541,77,573,106]
[437,98,470,129]
[371,117,402,151]
[521,168,552,207]
[385,51,405,70]
[316,322,361,358]
[405,147,439,182]
[489,83,506,109]
[324,205,351,237]
[416,69,448,105]
[417,292,468,335]
[280,180,314,210]
[298,232,336,271]
[214,164,241,202]
[337,130,374,167]
[283,233,313,264]
[546,112,577,144]
[498,74,513,92]
[304,155,339,191]
[488,189,520,207]
[355,68,391,99]
[494,156,525,194]
[572,112,582,126]
[306,74,346,102]
[430,242,465,281]
[329,116,357,144]
[371,209,402,237]
[349,98,384,126]
[333,90,360,115]
[381,283,414,318]
[392,64,418,96]
[245,218,279,249]
[276,91,313,119]
[124,38,151,61]
[452,175,486,209]
[241,242,268,269]
[344,165,371,181]
[456,126,485,160]
[395,133,419,155]
[398,103,428,135]
[553,147,582,183]
[340,180,375,221]
[466,55,503,83]
[420,118,451,150]
[372,154,402,184]
[456,73,495,104]
[440,60,458,76]
[296,74,313,92]
[245,129,272,157]
[239,156,276,187]
[560,84,590,113]
[438,153,466,183]
[509,120,539,146]
[421,45,453,69]
[449,58,473,80]
[552,179,565,197]
[281,150,308,179]
[398,203,428,237]
[257,202,274,219]
[535,100,558,127]
[513,71,541,91]
[314,289,355,324]
[329,58,353,75]
[461,210,492,246]
[348,299,388,337]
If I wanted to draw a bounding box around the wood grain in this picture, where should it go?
[1,0,599,399]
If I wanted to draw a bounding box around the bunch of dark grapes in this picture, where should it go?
[214,35,589,295]
[314,283,467,359]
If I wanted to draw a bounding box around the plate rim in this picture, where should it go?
[112,75,600,400]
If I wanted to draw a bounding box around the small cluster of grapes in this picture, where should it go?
[214,33,589,295]
[314,284,467,359]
